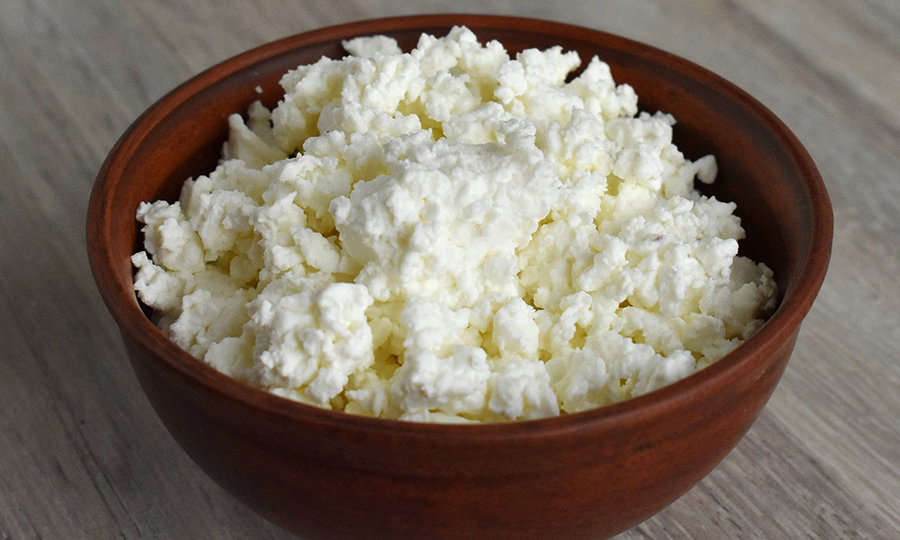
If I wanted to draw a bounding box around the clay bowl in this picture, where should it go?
[87,14,832,540]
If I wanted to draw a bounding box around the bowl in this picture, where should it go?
[86,14,832,540]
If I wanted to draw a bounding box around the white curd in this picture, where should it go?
[133,27,776,422]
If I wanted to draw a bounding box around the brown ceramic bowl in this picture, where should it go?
[87,14,832,540]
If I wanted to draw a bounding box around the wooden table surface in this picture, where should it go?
[2,0,898,538]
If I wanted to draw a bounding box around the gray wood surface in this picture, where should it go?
[1,0,898,538]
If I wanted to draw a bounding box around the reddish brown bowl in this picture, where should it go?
[87,14,832,540]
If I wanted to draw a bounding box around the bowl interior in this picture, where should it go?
[91,15,831,425]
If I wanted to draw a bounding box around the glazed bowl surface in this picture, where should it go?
[87,14,832,540]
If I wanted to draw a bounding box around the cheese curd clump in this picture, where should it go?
[133,27,777,423]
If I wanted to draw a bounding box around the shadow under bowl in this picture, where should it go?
[87,14,832,540]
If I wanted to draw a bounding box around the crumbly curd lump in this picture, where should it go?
[132,27,777,423]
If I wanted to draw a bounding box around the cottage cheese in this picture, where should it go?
[132,27,777,422]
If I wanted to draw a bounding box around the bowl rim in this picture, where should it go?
[87,13,833,440]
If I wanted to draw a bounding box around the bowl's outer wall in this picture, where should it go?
[123,330,798,540]
[88,14,832,540]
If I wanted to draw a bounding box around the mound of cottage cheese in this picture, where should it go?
[132,27,776,423]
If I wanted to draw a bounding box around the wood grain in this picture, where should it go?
[1,0,897,538]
